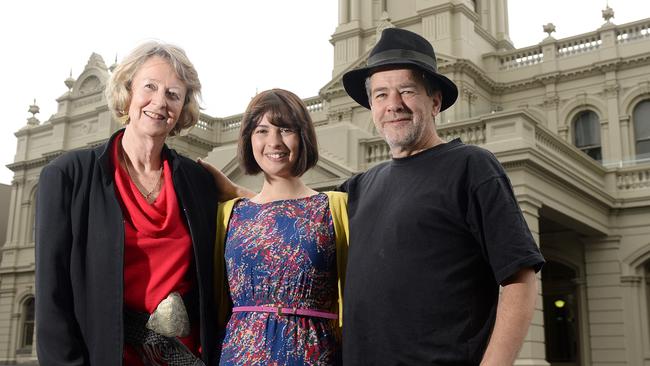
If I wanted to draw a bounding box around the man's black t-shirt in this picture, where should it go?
[340,139,544,365]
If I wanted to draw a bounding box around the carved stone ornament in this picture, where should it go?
[375,11,395,44]
[602,5,614,23]
[543,23,556,38]
[27,99,40,126]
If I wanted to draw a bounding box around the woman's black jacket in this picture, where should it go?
[35,130,218,365]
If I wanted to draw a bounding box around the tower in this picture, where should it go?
[330,0,513,77]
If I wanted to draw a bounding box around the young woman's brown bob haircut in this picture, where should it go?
[105,41,202,136]
[238,88,318,177]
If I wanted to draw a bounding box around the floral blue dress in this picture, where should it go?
[219,193,340,365]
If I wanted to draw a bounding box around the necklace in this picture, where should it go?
[120,145,163,202]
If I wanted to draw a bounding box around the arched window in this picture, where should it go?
[633,100,650,160]
[573,110,601,161]
[19,297,34,350]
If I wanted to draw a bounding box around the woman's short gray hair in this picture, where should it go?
[105,41,202,136]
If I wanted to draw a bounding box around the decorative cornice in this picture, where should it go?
[6,148,73,172]
[535,72,561,85]
[329,27,364,43]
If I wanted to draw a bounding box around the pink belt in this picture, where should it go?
[232,305,338,320]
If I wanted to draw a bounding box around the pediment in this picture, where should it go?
[72,53,110,98]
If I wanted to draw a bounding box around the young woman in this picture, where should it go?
[214,89,348,365]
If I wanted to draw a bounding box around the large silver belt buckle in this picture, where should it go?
[146,291,190,338]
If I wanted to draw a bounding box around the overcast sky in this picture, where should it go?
[1,0,649,184]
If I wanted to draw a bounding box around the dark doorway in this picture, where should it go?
[542,260,580,366]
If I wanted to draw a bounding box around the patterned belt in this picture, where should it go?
[232,305,338,320]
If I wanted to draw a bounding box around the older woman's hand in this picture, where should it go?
[197,159,255,202]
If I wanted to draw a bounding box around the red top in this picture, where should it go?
[111,133,199,364]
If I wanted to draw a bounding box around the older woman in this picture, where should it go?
[35,42,222,365]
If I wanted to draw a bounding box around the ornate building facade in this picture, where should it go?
[1,1,649,365]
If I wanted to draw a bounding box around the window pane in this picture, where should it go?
[22,323,34,347]
[582,147,602,161]
[634,100,650,140]
[637,139,650,159]
[24,298,34,321]
[574,111,600,148]
[21,298,35,348]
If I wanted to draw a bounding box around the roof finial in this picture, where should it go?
[602,4,614,23]
[543,23,556,39]
[64,69,75,91]
[27,99,40,126]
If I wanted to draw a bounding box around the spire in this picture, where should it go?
[27,99,40,126]
[109,54,118,73]
[85,52,108,71]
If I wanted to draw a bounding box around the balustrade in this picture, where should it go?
[616,166,650,190]
[494,18,650,70]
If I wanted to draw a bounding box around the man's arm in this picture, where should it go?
[480,267,538,366]
[197,159,255,201]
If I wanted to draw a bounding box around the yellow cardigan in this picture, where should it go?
[214,191,349,332]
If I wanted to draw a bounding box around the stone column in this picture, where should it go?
[350,0,360,21]
[514,199,549,366]
[494,0,511,47]
[338,0,349,24]
[621,275,643,364]
[603,79,622,163]
[619,115,631,160]
[573,277,592,366]
[583,236,626,364]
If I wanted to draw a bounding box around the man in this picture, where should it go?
[339,28,545,365]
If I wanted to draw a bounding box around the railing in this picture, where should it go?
[557,36,601,58]
[616,19,650,43]
[221,115,243,132]
[616,165,650,191]
[439,122,486,145]
[494,18,650,70]
[195,117,214,131]
[362,138,391,166]
[499,46,543,70]
[304,96,324,113]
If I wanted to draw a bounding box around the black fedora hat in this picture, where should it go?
[342,28,458,111]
